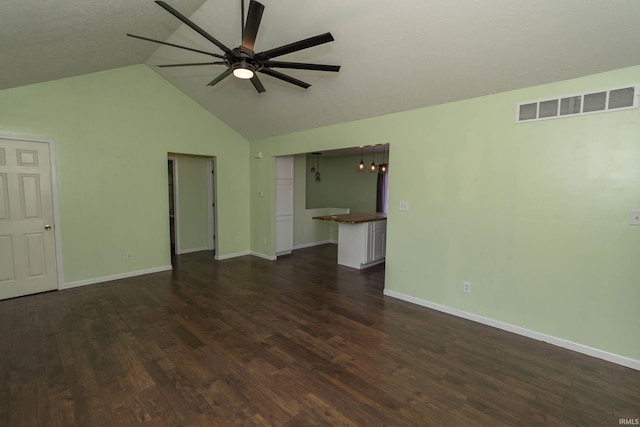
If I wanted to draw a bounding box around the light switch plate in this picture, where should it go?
[399,200,409,211]
[630,210,640,226]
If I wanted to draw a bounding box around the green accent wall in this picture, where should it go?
[251,66,640,361]
[293,154,347,247]
[0,65,250,284]
[305,153,379,213]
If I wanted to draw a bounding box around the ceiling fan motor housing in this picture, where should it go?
[229,48,260,74]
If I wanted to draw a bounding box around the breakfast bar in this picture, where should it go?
[312,212,387,269]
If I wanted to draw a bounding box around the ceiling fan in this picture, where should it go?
[127,0,340,93]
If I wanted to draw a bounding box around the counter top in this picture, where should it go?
[312,212,387,224]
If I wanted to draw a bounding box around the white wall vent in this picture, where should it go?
[516,84,640,123]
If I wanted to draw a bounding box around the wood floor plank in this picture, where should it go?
[1,245,639,426]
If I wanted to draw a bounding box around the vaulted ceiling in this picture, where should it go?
[3,0,640,140]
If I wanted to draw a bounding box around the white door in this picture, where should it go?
[0,138,58,299]
[275,156,294,255]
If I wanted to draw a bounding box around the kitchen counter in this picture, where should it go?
[312,212,387,224]
[313,212,387,269]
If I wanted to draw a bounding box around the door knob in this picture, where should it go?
[44,224,52,230]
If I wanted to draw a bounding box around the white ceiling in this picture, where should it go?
[3,1,640,141]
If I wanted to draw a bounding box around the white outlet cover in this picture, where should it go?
[630,210,640,226]
[399,200,409,211]
[463,281,471,293]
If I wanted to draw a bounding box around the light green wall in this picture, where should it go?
[251,66,640,361]
[174,155,209,253]
[0,65,250,284]
[305,153,378,212]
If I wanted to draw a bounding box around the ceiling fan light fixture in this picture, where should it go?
[232,62,255,79]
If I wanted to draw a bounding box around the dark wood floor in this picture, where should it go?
[1,245,638,426]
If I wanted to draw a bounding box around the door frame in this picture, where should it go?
[167,156,180,254]
[0,133,63,290]
[206,158,217,253]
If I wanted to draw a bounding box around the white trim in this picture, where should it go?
[48,140,65,291]
[176,246,209,255]
[63,265,173,289]
[361,258,385,268]
[214,250,251,260]
[0,133,65,291]
[250,251,277,261]
[383,289,640,371]
[293,240,337,250]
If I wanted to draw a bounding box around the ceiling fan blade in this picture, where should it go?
[259,68,310,89]
[256,32,334,60]
[157,62,225,68]
[155,1,233,55]
[242,0,264,52]
[250,75,266,93]
[261,61,340,72]
[127,33,224,58]
[207,69,233,87]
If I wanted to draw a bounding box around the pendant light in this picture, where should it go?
[357,146,365,172]
[369,145,377,173]
[310,153,316,174]
[379,143,388,174]
[313,153,322,182]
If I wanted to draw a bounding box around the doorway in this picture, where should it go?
[167,154,216,259]
[168,157,177,256]
[207,159,216,254]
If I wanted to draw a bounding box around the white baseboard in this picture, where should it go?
[176,246,209,255]
[250,251,277,261]
[63,265,173,289]
[384,289,640,371]
[214,251,251,260]
[293,240,337,250]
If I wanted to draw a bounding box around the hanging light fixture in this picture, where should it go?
[369,145,377,173]
[357,146,365,172]
[310,152,316,174]
[379,143,388,174]
[314,152,321,182]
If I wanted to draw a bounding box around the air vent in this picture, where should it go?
[516,84,639,123]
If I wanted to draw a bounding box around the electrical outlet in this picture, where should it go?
[126,251,133,261]
[463,281,471,294]
[399,200,409,211]
[630,210,640,226]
